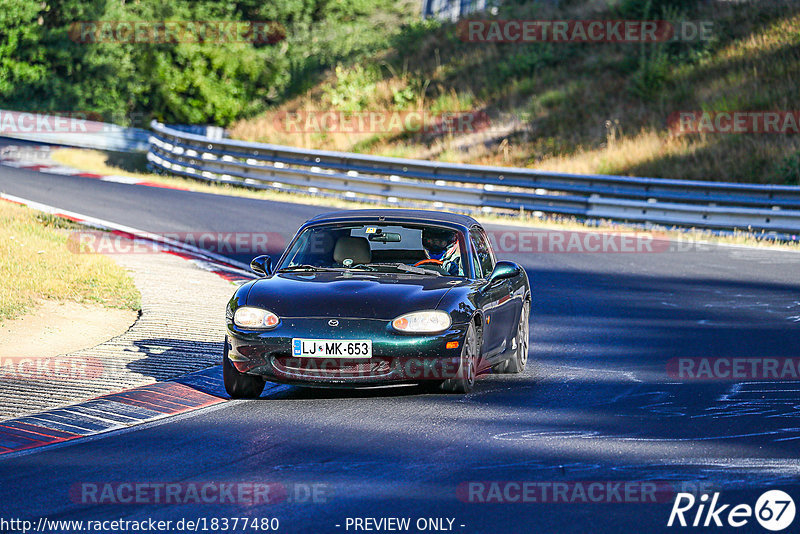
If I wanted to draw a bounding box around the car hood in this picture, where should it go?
[245,271,461,320]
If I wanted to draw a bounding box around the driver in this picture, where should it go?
[419,228,461,275]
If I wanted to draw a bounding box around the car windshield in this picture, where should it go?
[278,223,466,277]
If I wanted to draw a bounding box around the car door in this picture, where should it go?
[469,227,506,358]
[470,227,513,358]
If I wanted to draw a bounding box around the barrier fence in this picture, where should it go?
[147,121,800,236]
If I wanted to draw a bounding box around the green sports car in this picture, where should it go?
[224,209,531,397]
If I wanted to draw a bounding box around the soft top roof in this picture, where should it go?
[307,209,479,229]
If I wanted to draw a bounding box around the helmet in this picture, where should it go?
[422,227,456,255]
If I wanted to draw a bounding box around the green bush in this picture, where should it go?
[324,64,379,112]
[0,0,413,126]
[774,152,800,186]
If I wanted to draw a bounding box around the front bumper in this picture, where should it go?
[227,317,467,387]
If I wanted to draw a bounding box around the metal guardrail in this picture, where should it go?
[0,110,150,153]
[0,110,226,153]
[148,120,800,235]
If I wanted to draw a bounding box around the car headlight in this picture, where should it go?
[233,306,280,329]
[392,310,451,333]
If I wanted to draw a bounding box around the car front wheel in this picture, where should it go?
[441,321,478,394]
[505,300,530,374]
[223,341,265,399]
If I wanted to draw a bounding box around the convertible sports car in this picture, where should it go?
[224,209,530,397]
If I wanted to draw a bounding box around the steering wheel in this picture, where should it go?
[413,259,443,267]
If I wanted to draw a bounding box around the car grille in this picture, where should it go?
[272,356,393,378]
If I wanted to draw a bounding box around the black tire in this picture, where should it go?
[505,300,530,374]
[491,359,508,374]
[441,321,479,394]
[418,379,445,393]
[223,343,265,399]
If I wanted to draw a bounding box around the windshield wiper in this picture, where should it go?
[346,264,379,271]
[277,264,340,272]
[378,263,442,276]
[279,263,440,276]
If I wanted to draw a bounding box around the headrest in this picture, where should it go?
[333,236,371,265]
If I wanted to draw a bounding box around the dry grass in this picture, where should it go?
[50,149,148,181]
[230,0,800,184]
[230,78,439,152]
[455,130,690,175]
[229,58,480,154]
[0,200,141,322]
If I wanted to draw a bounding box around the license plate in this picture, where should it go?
[292,339,372,358]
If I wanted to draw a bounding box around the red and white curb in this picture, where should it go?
[0,366,287,458]
[0,379,225,456]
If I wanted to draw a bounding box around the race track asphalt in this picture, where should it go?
[1,163,799,533]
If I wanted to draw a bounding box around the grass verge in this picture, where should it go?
[0,200,141,323]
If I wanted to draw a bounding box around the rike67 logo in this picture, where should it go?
[668,491,795,531]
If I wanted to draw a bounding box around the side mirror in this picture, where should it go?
[250,255,272,277]
[488,261,521,283]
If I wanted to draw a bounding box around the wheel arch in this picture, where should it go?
[471,311,485,356]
